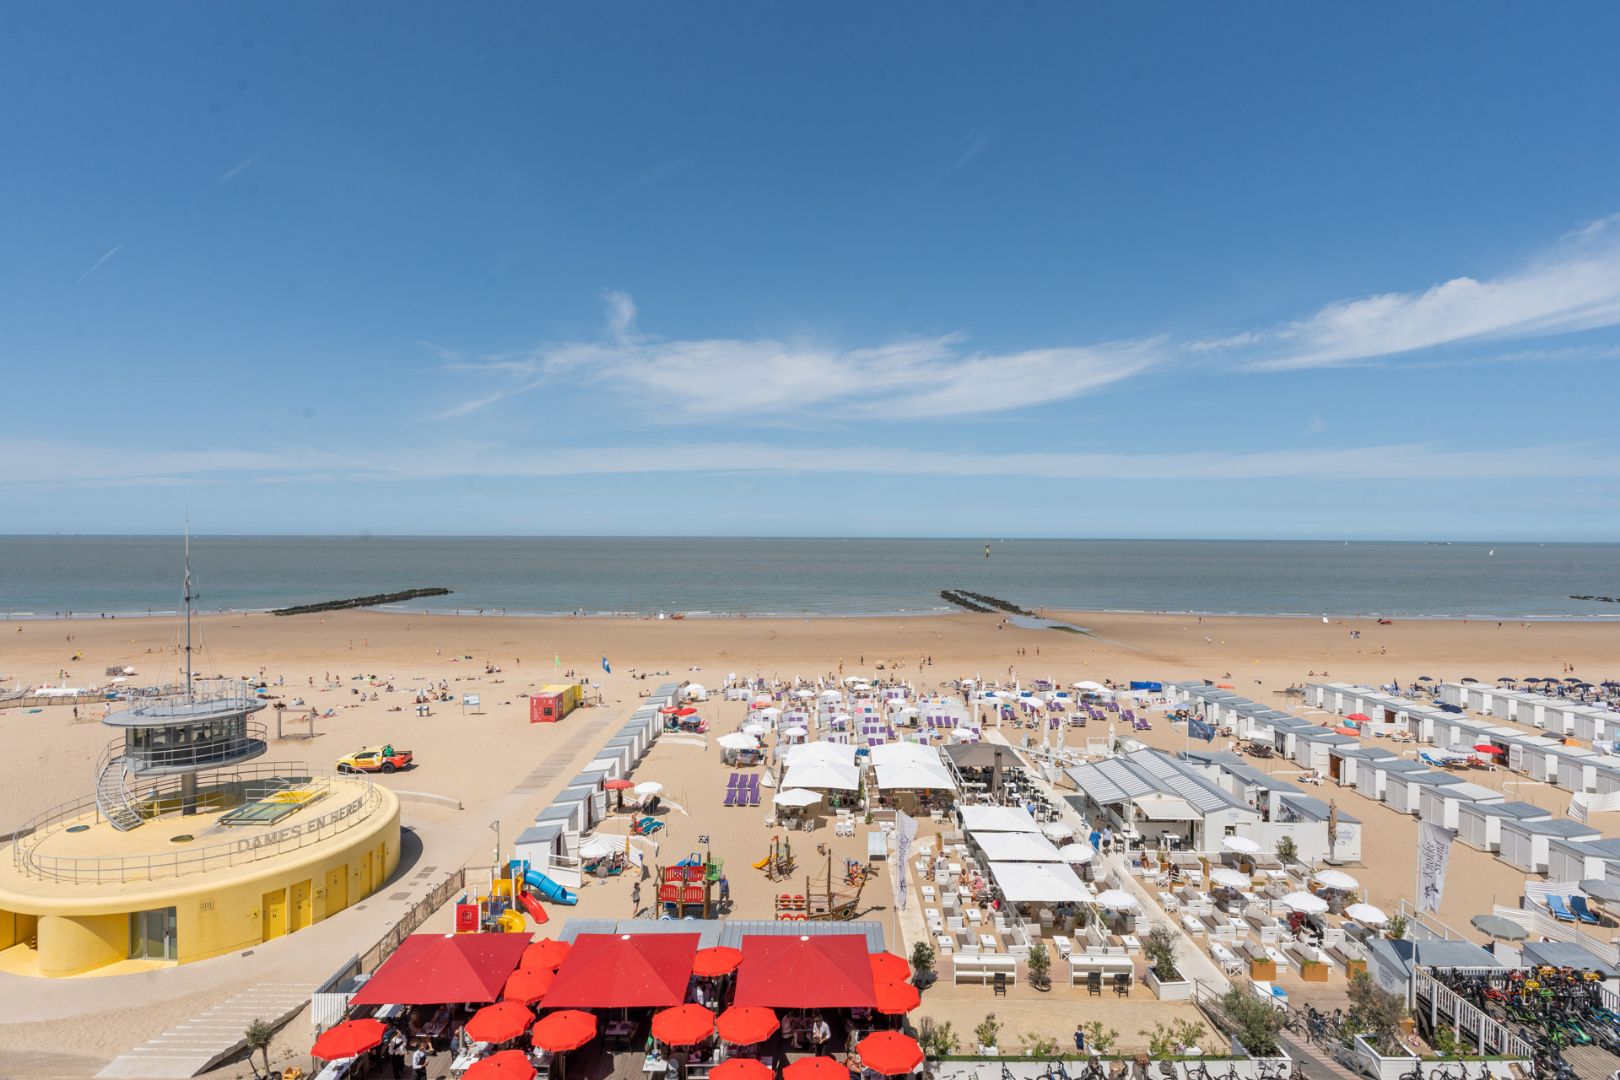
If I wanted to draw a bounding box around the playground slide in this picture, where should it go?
[516,888,551,925]
[521,868,579,906]
[496,909,526,933]
[751,856,771,870]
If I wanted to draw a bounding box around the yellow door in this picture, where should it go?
[290,880,312,932]
[325,864,348,917]
[358,852,373,897]
[371,843,387,893]
[261,888,287,942]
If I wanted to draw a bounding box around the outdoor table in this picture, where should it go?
[1121,935,1141,952]
[451,1044,493,1078]
[1051,935,1072,958]
[935,934,954,953]
[420,1007,452,1040]
[978,934,998,951]
[644,1056,670,1074]
[312,1057,355,1080]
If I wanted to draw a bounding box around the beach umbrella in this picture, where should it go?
[1581,879,1620,904]
[1041,821,1074,841]
[1472,743,1504,756]
[1059,842,1097,864]
[693,946,745,977]
[1222,836,1261,855]
[711,1060,773,1080]
[1314,869,1359,891]
[521,938,570,971]
[1346,713,1370,723]
[1095,889,1138,910]
[503,967,555,1005]
[652,1004,715,1046]
[772,788,821,808]
[793,689,815,699]
[1282,891,1329,914]
[873,980,921,1015]
[741,721,770,737]
[716,1006,778,1045]
[1209,867,1250,891]
[785,1058,849,1080]
[1460,677,1479,684]
[1496,676,1516,684]
[1345,903,1388,926]
[531,1011,597,1052]
[468,1001,538,1045]
[659,706,681,715]
[578,832,628,858]
[465,1049,538,1080]
[603,778,635,791]
[868,951,911,983]
[676,707,698,717]
[312,1018,386,1061]
[1470,914,1527,941]
[634,781,664,796]
[718,732,759,751]
[858,1032,924,1075]
[1417,676,1435,682]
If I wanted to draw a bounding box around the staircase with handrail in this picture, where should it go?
[94,746,145,831]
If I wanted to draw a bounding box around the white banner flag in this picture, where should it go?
[895,811,918,911]
[1571,792,1590,824]
[1417,822,1453,914]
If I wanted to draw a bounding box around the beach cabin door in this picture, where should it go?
[261,888,288,941]
[290,879,312,931]
[325,864,348,916]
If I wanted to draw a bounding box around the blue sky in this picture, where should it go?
[3,3,1619,539]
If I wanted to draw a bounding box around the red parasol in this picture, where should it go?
[651,1004,716,1046]
[659,706,682,714]
[692,946,744,977]
[675,707,698,716]
[872,980,920,1015]
[465,1049,538,1080]
[531,1010,597,1052]
[716,1006,778,1045]
[858,1032,924,1075]
[503,967,555,1006]
[466,1001,535,1045]
[867,952,910,983]
[312,1018,386,1061]
[1473,743,1504,755]
[603,779,636,791]
[784,1057,851,1080]
[711,1060,773,1080]
[1347,713,1370,723]
[521,938,571,972]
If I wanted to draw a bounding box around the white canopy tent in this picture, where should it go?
[959,805,1041,834]
[782,760,861,791]
[867,742,944,768]
[988,861,1091,904]
[783,741,856,769]
[717,732,759,751]
[972,831,1065,863]
[772,788,822,808]
[874,760,957,791]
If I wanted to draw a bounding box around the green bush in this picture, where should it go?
[1218,987,1284,1057]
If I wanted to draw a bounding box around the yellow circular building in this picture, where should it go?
[0,680,399,977]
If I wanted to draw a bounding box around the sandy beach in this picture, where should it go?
[2,607,1618,1077]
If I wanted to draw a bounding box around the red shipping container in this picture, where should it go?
[530,693,562,723]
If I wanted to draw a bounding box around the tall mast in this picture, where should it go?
[183,523,194,702]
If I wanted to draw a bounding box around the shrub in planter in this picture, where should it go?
[910,941,936,989]
[917,1018,958,1059]
[1142,926,1189,998]
[1025,941,1052,990]
[975,1013,1003,1056]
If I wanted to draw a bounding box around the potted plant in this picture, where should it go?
[1025,941,1052,991]
[910,940,937,990]
[917,1018,958,1062]
[975,1013,1003,1056]
[1275,835,1297,868]
[1142,926,1191,1000]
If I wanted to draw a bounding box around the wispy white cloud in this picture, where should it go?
[607,158,689,200]
[1214,214,1620,370]
[220,154,260,183]
[952,129,992,170]
[2,437,1614,490]
[440,292,1161,420]
[75,242,126,284]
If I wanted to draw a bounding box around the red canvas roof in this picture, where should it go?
[733,934,876,1009]
[350,934,531,1007]
[542,933,699,1008]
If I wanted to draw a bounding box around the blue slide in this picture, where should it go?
[508,859,579,905]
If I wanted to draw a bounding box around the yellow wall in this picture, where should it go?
[36,912,126,977]
[0,789,399,977]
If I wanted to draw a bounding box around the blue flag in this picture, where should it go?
[601,656,611,674]
[1189,718,1215,742]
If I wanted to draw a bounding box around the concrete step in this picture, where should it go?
[95,983,308,1079]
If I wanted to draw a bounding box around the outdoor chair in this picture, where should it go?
[1113,973,1130,997]
[1548,895,1577,922]
[1086,971,1103,996]
[992,971,1007,996]
[724,789,738,807]
[1569,896,1602,925]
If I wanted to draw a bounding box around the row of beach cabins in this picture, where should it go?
[1166,679,1620,894]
